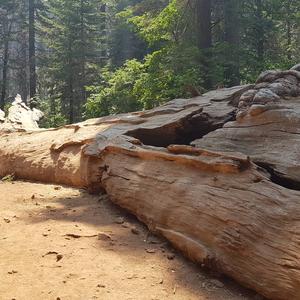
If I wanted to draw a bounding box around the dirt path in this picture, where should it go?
[0,181,258,300]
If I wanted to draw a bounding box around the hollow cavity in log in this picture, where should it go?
[255,162,300,191]
[127,111,236,147]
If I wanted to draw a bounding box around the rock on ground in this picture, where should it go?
[0,94,43,130]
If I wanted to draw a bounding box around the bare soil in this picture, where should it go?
[0,181,258,300]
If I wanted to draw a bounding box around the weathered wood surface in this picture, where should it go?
[193,98,300,188]
[0,85,247,187]
[193,74,300,188]
[100,140,300,300]
[1,70,300,299]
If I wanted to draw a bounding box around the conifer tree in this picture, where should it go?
[39,0,106,123]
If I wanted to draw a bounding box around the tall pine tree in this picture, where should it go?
[39,0,106,123]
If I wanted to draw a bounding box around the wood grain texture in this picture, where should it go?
[100,142,300,300]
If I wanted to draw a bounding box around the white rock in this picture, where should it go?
[0,94,43,130]
[0,109,5,122]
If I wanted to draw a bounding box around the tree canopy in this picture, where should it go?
[0,0,299,126]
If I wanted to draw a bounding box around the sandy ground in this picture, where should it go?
[0,181,259,300]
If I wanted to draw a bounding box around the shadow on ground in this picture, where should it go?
[21,188,261,300]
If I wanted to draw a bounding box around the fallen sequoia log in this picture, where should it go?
[193,68,300,188]
[0,85,248,187]
[1,67,300,299]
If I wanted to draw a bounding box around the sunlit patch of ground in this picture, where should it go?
[0,181,257,300]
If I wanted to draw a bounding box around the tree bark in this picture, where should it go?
[195,0,212,50]
[0,16,10,110]
[224,0,240,87]
[79,0,86,109]
[101,143,300,300]
[286,1,292,61]
[18,30,30,103]
[29,0,37,100]
[195,0,212,89]
[255,0,264,71]
[68,80,74,124]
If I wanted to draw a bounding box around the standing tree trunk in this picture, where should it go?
[67,36,74,124]
[0,16,10,110]
[79,0,86,116]
[224,0,240,87]
[17,31,30,103]
[195,0,212,89]
[195,0,212,50]
[29,0,37,100]
[100,4,107,64]
[255,0,264,71]
[286,0,292,61]
[68,79,74,124]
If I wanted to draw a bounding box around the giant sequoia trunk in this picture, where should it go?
[1,68,300,299]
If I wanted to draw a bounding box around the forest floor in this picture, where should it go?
[0,181,259,300]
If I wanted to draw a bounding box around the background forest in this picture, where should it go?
[0,0,299,127]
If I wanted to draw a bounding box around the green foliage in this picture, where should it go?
[135,45,203,108]
[85,43,204,118]
[38,0,106,123]
[85,60,145,118]
[2,0,300,125]
[128,0,183,45]
[239,0,300,82]
[38,95,67,128]
[109,0,148,67]
[86,0,204,117]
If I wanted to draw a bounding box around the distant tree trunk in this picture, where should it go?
[195,0,212,89]
[100,3,108,63]
[224,0,240,87]
[18,31,29,103]
[67,37,74,124]
[195,0,212,50]
[0,17,10,110]
[0,41,9,110]
[286,1,292,61]
[255,0,264,71]
[69,79,74,124]
[29,0,37,100]
[79,0,86,116]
